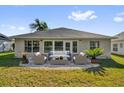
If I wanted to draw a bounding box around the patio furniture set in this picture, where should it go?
[25,51,91,65]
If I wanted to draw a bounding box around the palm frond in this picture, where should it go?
[84,48,104,59]
[29,23,37,29]
[29,19,48,32]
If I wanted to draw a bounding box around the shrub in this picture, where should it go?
[84,48,104,59]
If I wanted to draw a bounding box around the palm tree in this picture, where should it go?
[30,19,48,32]
[84,48,104,63]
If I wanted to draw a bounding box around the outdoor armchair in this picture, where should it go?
[32,52,47,65]
[73,54,91,65]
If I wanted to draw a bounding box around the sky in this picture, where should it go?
[0,5,124,36]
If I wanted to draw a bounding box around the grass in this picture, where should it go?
[0,52,124,86]
[98,55,124,68]
[0,52,20,67]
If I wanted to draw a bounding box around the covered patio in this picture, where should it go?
[19,49,93,67]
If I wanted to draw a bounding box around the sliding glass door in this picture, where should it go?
[43,40,78,53]
[65,41,71,51]
[44,41,53,53]
[54,41,63,51]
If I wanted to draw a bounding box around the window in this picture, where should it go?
[90,41,100,49]
[120,43,123,48]
[25,40,32,52]
[25,40,39,52]
[113,44,118,51]
[73,41,77,53]
[44,41,53,53]
[33,41,39,52]
[65,42,70,51]
[55,41,63,51]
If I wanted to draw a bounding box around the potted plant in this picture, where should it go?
[84,48,104,64]
[21,54,29,64]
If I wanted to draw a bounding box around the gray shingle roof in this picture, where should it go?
[116,31,124,39]
[112,31,124,41]
[12,27,113,39]
[0,33,10,41]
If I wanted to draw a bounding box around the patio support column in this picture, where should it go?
[53,40,55,51]
[40,40,43,53]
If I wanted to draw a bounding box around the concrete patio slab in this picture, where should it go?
[19,63,100,70]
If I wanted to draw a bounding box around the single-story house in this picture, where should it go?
[13,27,113,58]
[111,31,124,55]
[0,33,11,52]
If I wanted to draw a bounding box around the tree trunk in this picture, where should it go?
[91,58,97,64]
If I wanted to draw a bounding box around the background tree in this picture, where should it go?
[30,19,48,32]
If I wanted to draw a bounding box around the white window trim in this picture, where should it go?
[54,40,64,51]
[64,41,72,52]
[43,40,53,53]
[24,40,40,53]
[24,40,33,53]
[43,40,79,54]
[120,43,123,48]
[113,43,118,52]
[72,40,79,53]
[90,41,100,49]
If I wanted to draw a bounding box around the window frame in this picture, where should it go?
[24,40,40,52]
[44,41,53,53]
[113,44,118,51]
[90,41,100,49]
[72,41,78,53]
[24,40,32,52]
[33,40,40,52]
[120,43,123,48]
[54,41,63,51]
[43,40,79,54]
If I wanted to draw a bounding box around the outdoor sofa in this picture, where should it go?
[31,52,47,65]
[73,54,91,65]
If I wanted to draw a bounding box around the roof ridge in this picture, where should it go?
[115,31,124,37]
[11,27,113,39]
[0,33,10,41]
[49,27,111,37]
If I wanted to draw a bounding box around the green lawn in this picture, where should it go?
[0,52,124,87]
[0,52,20,67]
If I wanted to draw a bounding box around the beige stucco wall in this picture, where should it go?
[111,40,124,55]
[15,38,25,57]
[79,39,111,58]
[15,38,42,57]
[15,38,111,58]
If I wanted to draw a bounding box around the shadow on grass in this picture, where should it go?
[97,59,124,69]
[0,53,21,67]
[85,56,124,76]
[85,66,106,76]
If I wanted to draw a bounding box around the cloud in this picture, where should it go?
[0,24,26,30]
[0,24,16,29]
[89,15,97,20]
[113,12,124,23]
[18,27,25,30]
[113,17,124,23]
[0,24,6,27]
[117,12,124,16]
[9,25,16,29]
[68,10,97,21]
